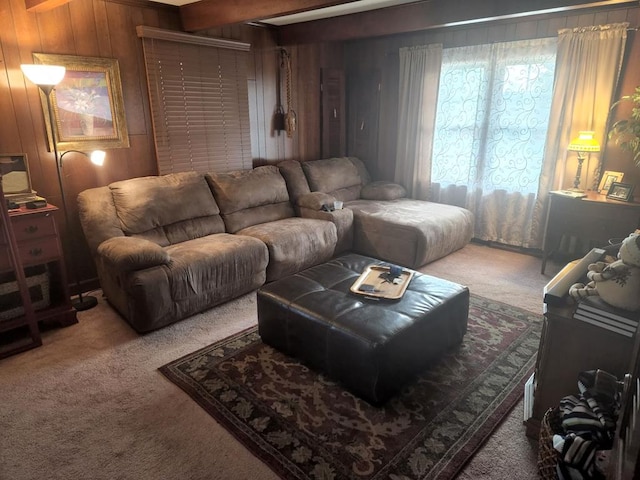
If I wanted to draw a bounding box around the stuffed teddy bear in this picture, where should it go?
[569,232,640,311]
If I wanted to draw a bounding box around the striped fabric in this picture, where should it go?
[554,370,621,480]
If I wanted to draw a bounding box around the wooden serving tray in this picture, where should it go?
[350,264,414,300]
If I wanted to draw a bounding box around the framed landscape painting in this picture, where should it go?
[32,53,130,151]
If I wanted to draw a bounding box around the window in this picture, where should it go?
[431,38,557,195]
[138,26,252,175]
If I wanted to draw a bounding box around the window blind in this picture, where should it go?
[138,27,252,175]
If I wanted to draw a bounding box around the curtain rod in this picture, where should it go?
[382,24,638,55]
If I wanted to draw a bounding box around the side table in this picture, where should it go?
[1,204,77,331]
[540,191,640,274]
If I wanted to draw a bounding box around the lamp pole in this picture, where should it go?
[45,94,98,311]
[572,152,586,190]
[21,65,98,311]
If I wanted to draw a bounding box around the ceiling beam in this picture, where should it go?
[277,0,638,44]
[25,0,71,12]
[180,0,362,32]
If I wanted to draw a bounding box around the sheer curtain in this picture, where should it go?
[530,23,628,247]
[394,44,443,199]
[430,38,557,247]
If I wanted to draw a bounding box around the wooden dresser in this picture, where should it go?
[1,204,77,333]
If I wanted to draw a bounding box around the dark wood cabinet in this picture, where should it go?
[541,191,640,274]
[0,185,40,357]
[1,204,77,350]
[525,300,636,438]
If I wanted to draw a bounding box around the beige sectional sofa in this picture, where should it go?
[281,157,474,268]
[77,157,472,333]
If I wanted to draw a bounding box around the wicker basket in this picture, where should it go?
[538,407,562,480]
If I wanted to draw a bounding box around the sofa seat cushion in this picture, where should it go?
[115,233,268,333]
[165,234,268,301]
[277,160,311,204]
[237,218,337,282]
[346,199,474,268]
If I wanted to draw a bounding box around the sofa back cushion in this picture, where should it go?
[301,157,366,202]
[277,160,311,204]
[109,172,225,246]
[206,166,294,233]
[349,157,372,186]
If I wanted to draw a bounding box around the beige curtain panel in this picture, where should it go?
[394,44,443,200]
[531,22,628,247]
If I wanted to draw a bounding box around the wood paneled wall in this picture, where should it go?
[1,0,340,288]
[344,5,640,184]
[606,28,640,192]
[2,0,638,289]
[1,0,182,288]
[201,24,343,164]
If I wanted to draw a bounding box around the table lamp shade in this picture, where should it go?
[568,131,600,153]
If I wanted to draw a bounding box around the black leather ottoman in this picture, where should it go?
[257,253,469,404]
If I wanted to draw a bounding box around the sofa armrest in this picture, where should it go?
[298,206,354,254]
[97,237,171,272]
[360,181,407,200]
[297,191,337,211]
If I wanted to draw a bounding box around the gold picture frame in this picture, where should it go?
[597,170,624,194]
[32,53,129,151]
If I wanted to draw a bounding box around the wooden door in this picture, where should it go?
[321,68,345,158]
[348,69,381,172]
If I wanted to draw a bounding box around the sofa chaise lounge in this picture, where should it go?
[280,157,474,268]
[77,157,473,333]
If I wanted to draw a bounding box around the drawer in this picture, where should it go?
[0,246,13,271]
[11,214,56,242]
[17,238,61,267]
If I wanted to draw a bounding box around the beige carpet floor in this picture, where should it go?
[0,242,562,479]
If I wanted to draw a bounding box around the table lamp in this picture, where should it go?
[567,131,600,191]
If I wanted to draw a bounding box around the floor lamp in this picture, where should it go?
[21,64,101,311]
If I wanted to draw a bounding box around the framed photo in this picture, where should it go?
[606,182,635,202]
[0,153,32,196]
[597,170,624,194]
[32,53,129,151]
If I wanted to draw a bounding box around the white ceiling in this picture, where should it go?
[155,0,420,25]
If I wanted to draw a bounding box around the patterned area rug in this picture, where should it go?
[160,295,541,480]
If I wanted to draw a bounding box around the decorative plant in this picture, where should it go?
[608,85,640,168]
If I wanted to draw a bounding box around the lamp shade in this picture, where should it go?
[567,131,600,153]
[20,64,66,86]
